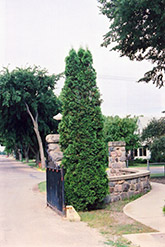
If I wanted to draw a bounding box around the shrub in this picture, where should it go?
[134,158,147,164]
[59,48,108,211]
[151,136,165,162]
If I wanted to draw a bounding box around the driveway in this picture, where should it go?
[0,156,105,247]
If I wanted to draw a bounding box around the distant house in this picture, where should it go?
[132,116,153,160]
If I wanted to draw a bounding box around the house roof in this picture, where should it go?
[53,113,62,121]
[137,116,159,134]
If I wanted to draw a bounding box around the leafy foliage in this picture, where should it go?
[141,117,165,142]
[59,48,108,211]
[141,117,165,162]
[0,66,60,163]
[98,0,165,88]
[103,115,139,152]
[150,136,165,162]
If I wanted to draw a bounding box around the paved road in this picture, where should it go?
[137,166,165,175]
[0,157,105,247]
[149,166,165,175]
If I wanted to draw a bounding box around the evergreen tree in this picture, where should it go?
[59,48,108,211]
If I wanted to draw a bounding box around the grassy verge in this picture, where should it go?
[25,160,37,167]
[104,238,134,247]
[22,159,46,171]
[163,205,165,214]
[38,181,46,193]
[129,164,164,168]
[79,196,156,247]
[129,163,147,167]
[22,159,37,167]
[150,173,165,178]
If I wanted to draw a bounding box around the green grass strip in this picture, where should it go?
[150,173,165,178]
[38,181,46,193]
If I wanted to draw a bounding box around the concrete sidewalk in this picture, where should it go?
[123,182,165,247]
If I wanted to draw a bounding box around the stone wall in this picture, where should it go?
[46,136,151,203]
[108,141,126,176]
[106,141,151,203]
[106,169,151,203]
[46,134,63,167]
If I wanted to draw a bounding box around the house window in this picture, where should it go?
[134,149,138,156]
[139,148,143,156]
[138,147,147,157]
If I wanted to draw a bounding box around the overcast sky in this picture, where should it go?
[0,0,164,118]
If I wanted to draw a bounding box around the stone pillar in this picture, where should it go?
[108,141,126,176]
[45,134,63,167]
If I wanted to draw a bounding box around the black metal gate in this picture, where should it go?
[46,164,65,215]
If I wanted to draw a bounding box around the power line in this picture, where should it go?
[98,74,138,82]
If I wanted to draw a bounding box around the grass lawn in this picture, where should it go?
[22,159,37,167]
[79,196,155,247]
[22,159,46,171]
[150,173,165,178]
[38,181,46,193]
[129,163,165,168]
[129,163,147,168]
[80,207,154,246]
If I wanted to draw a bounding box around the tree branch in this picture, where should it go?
[25,103,35,123]
[35,110,38,123]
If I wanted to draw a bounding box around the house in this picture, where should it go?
[132,116,154,160]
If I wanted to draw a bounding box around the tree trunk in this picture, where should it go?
[35,151,40,165]
[29,145,39,165]
[15,146,19,160]
[24,146,29,163]
[33,123,45,168]
[25,153,29,163]
[25,103,46,168]
[18,149,22,161]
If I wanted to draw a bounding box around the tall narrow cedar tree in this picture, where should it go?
[59,48,108,211]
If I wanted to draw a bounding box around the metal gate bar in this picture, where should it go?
[46,166,65,215]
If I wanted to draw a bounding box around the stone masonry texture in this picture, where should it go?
[108,141,126,176]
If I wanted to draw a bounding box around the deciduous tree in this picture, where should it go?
[103,115,139,152]
[141,117,165,143]
[0,66,60,167]
[150,136,165,162]
[141,117,165,162]
[98,0,165,88]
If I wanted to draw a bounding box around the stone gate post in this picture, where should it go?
[108,141,126,176]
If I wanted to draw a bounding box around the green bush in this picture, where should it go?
[59,48,108,211]
[134,158,147,164]
[151,136,165,162]
[163,205,165,214]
